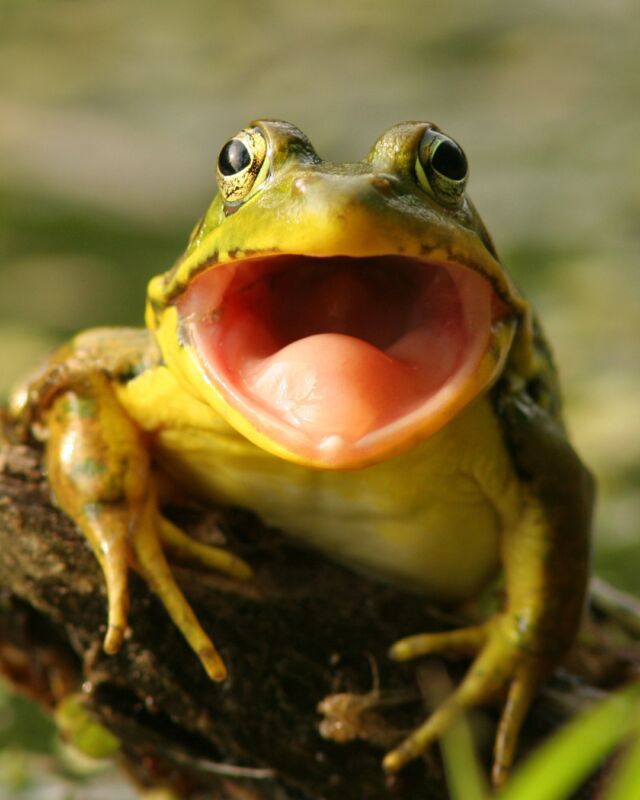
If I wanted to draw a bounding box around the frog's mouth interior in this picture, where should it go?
[178,254,502,465]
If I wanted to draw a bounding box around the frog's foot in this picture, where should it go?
[385,616,545,786]
[125,499,224,680]
[81,498,247,682]
[126,497,253,682]
[158,516,253,582]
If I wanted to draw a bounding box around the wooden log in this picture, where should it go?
[0,413,637,798]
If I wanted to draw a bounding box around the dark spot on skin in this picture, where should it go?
[116,364,146,384]
[59,398,72,417]
[60,396,96,420]
[71,458,107,479]
[162,252,221,304]
[83,501,104,520]
[242,247,274,260]
[163,247,281,306]
[476,221,499,260]
[77,397,97,418]
[148,297,165,318]
[418,243,517,309]
[226,247,269,262]
[194,217,206,238]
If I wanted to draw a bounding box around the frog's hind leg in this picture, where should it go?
[44,372,248,684]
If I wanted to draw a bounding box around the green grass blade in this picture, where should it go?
[604,725,640,800]
[440,713,489,800]
[498,683,640,800]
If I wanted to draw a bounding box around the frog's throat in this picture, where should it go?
[173,254,514,468]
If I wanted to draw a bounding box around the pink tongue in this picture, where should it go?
[182,256,479,446]
[242,334,420,441]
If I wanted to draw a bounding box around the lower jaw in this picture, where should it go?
[178,254,501,466]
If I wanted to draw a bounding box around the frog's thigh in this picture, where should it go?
[45,374,230,680]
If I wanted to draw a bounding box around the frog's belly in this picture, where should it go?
[153,405,507,602]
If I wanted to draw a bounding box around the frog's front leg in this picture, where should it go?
[384,394,594,785]
[43,371,251,681]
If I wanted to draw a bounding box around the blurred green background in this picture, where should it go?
[0,0,638,796]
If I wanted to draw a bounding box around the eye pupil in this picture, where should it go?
[431,139,467,181]
[218,139,251,176]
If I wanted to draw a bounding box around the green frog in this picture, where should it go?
[10,119,594,784]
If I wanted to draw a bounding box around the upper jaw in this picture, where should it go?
[174,252,516,469]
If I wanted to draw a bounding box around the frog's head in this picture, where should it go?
[147,120,527,469]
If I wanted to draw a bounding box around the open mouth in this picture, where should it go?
[178,254,503,465]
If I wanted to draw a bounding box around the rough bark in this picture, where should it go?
[0,414,638,799]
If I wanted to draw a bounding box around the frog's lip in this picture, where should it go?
[178,254,513,468]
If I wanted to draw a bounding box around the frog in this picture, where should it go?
[9,119,594,785]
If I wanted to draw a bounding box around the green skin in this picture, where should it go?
[10,119,594,785]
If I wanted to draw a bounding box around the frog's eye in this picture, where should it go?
[415,129,468,207]
[216,127,269,204]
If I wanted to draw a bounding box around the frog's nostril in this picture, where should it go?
[370,175,396,195]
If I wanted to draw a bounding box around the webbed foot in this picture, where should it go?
[128,498,253,681]
[385,615,547,785]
